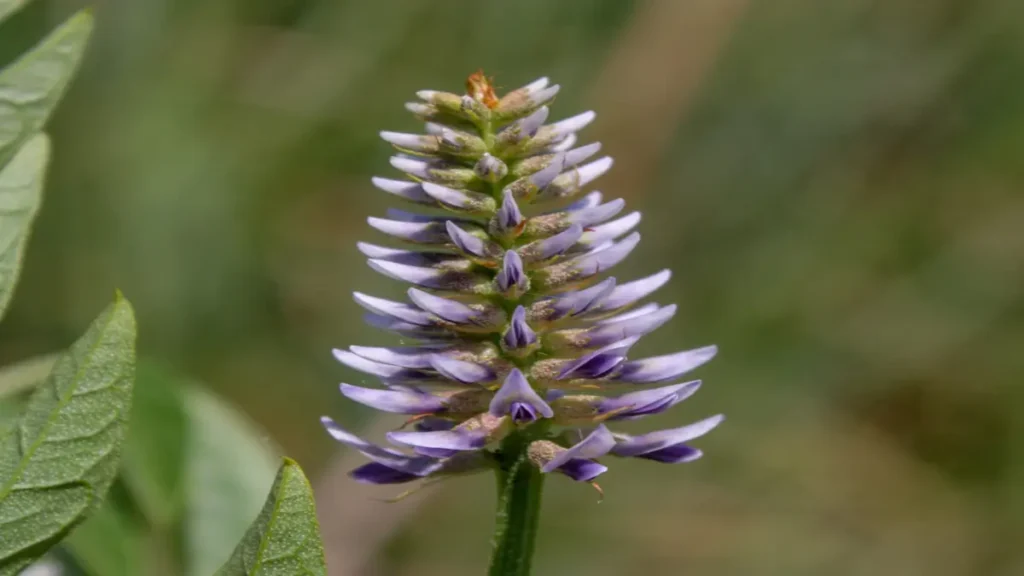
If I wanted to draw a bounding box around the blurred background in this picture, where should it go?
[2,0,1024,574]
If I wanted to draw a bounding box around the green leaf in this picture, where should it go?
[183,386,279,576]
[0,133,47,321]
[0,295,136,575]
[215,459,327,576]
[0,9,94,169]
[0,1,27,25]
[0,8,94,322]
[0,353,57,400]
[120,363,188,528]
[62,494,143,576]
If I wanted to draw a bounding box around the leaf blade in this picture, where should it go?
[215,459,327,576]
[183,386,279,576]
[0,9,94,169]
[0,295,137,574]
[0,133,47,321]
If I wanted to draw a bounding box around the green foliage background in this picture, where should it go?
[2,0,1023,574]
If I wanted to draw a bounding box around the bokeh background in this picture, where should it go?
[2,0,1024,574]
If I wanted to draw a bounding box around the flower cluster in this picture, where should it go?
[322,71,723,493]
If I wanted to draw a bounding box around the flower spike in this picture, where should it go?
[324,71,722,524]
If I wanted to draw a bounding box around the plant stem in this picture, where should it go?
[488,432,545,576]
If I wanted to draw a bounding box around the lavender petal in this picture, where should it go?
[489,369,553,422]
[542,425,615,472]
[614,345,718,384]
[339,383,445,414]
[611,415,724,457]
[429,354,495,384]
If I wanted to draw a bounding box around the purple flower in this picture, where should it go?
[323,71,722,494]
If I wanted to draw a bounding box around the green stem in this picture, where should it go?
[488,432,545,576]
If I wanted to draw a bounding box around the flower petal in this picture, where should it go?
[349,345,445,368]
[542,425,615,472]
[582,304,676,348]
[387,429,486,451]
[496,190,525,232]
[408,288,481,324]
[370,177,433,204]
[614,345,718,384]
[554,458,608,482]
[556,337,640,380]
[568,198,625,228]
[334,349,431,380]
[611,415,724,457]
[321,417,440,475]
[598,381,701,420]
[429,354,495,384]
[503,306,538,350]
[636,444,703,464]
[546,278,617,320]
[339,383,445,414]
[353,293,432,326]
[350,462,422,484]
[489,369,553,422]
[496,250,528,293]
[588,270,671,314]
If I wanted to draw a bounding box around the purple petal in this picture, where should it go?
[429,354,495,384]
[496,191,525,232]
[592,270,672,314]
[518,106,550,138]
[370,177,433,204]
[556,337,640,380]
[574,156,614,188]
[349,462,422,484]
[611,415,724,457]
[422,182,490,211]
[547,134,576,152]
[567,232,640,278]
[548,111,596,137]
[339,383,445,414]
[362,313,453,340]
[367,259,468,291]
[525,224,583,261]
[357,243,462,268]
[595,303,660,325]
[597,381,701,420]
[446,221,490,258]
[547,278,617,319]
[408,288,480,324]
[349,345,444,369]
[387,429,486,451]
[636,444,703,464]
[334,349,431,380]
[614,345,718,384]
[583,304,676,348]
[568,198,625,227]
[367,217,447,244]
[542,425,615,472]
[562,191,603,212]
[563,142,602,168]
[353,293,431,326]
[496,250,528,293]
[579,212,641,246]
[412,446,461,459]
[321,417,440,475]
[528,153,565,190]
[554,458,608,482]
[503,306,538,350]
[390,155,431,178]
[489,369,553,422]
